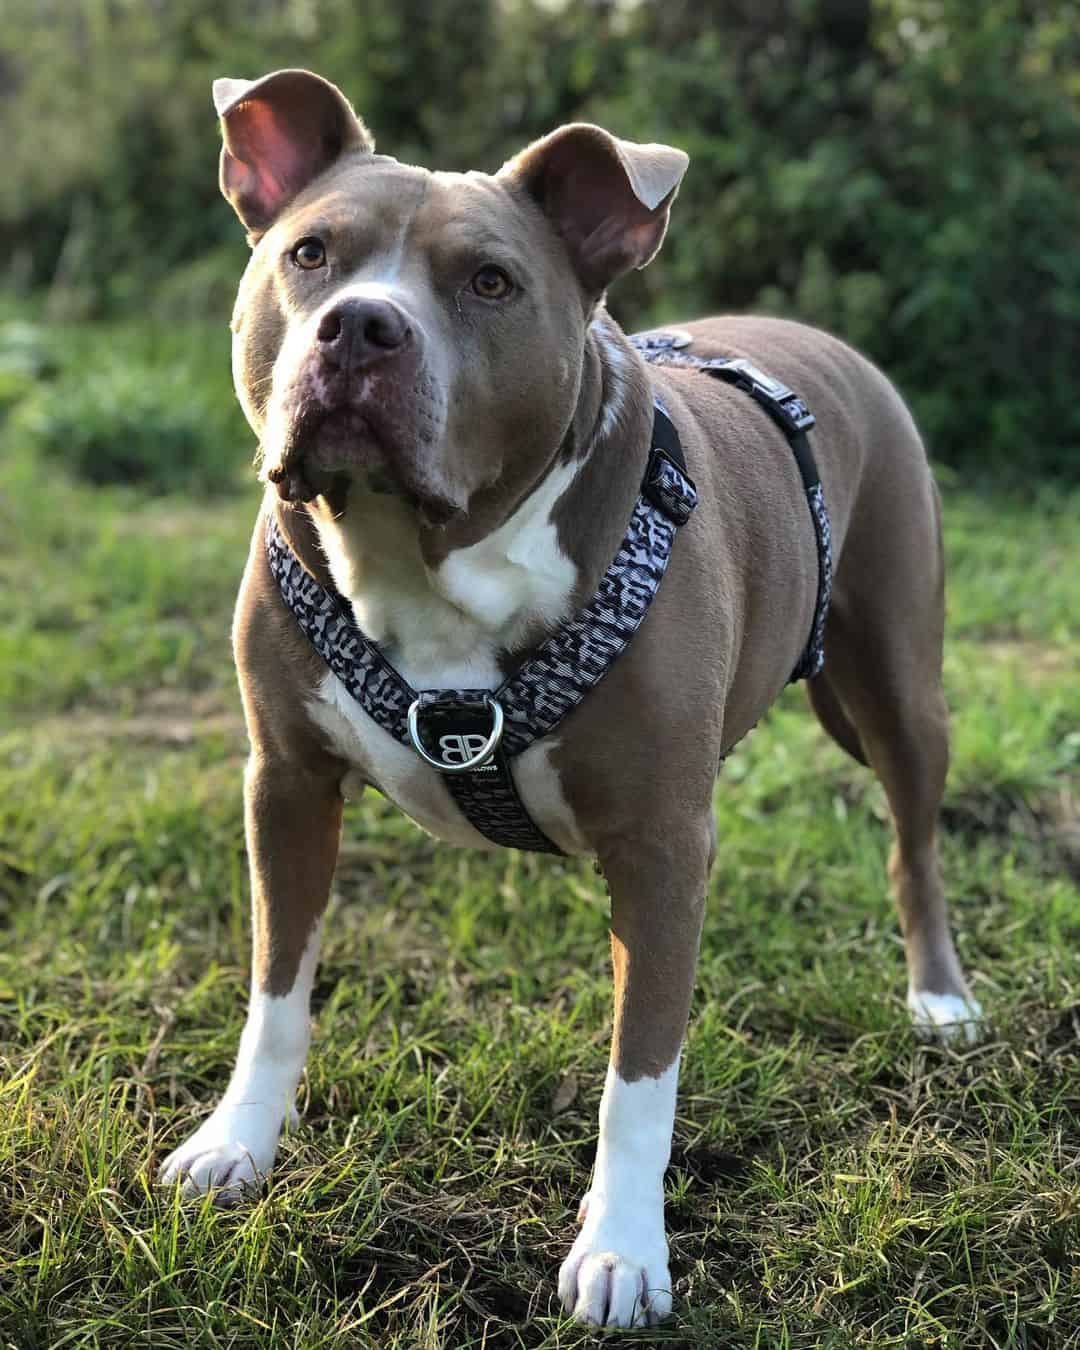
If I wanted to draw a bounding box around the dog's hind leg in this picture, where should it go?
[810,477,982,1042]
[806,671,867,766]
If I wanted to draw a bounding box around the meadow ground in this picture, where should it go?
[1,432,1078,1347]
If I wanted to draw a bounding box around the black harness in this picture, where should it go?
[266,332,831,854]
[632,329,832,682]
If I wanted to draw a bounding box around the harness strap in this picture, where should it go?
[265,332,828,854]
[696,357,831,681]
[630,336,832,682]
[409,690,559,853]
[264,399,697,853]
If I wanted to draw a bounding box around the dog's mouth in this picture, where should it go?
[266,406,462,527]
[266,406,383,502]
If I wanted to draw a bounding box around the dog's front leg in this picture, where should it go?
[159,757,342,1201]
[559,820,713,1328]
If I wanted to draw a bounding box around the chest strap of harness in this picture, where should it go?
[265,398,697,854]
[265,334,831,854]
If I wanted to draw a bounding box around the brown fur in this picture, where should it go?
[217,74,973,1087]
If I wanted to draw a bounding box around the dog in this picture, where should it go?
[159,69,983,1328]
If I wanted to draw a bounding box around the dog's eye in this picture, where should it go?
[292,237,327,270]
[471,265,512,300]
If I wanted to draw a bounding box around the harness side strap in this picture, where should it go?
[696,358,831,681]
[629,332,832,683]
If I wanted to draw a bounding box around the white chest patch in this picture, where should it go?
[302,464,589,855]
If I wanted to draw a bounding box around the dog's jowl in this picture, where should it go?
[159,68,982,1329]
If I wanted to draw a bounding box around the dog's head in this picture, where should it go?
[216,69,687,525]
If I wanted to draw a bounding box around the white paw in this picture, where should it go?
[558,1194,672,1328]
[158,1101,293,1203]
[907,987,984,1045]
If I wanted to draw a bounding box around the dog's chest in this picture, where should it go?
[302,485,589,855]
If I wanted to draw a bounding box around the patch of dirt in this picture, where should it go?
[978,639,1074,682]
[32,687,245,748]
[670,1142,749,1187]
[941,784,1080,882]
[1044,1003,1080,1052]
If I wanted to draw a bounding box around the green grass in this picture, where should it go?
[1,424,1078,1347]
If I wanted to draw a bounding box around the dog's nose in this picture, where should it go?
[317,298,412,369]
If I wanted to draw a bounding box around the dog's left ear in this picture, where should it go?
[501,123,688,295]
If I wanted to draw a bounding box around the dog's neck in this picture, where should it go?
[287,313,652,691]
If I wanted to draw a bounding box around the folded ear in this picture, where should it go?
[212,69,374,235]
[500,123,688,294]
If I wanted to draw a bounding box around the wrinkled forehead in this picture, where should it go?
[270,156,552,269]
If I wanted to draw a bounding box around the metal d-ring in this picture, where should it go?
[407,695,505,774]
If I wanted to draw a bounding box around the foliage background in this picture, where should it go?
[1,0,1079,485]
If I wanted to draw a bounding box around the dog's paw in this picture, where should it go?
[907,987,984,1045]
[158,1102,291,1203]
[558,1197,672,1328]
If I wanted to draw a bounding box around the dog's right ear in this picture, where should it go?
[500,123,688,296]
[212,69,374,236]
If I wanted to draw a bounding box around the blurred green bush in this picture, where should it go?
[1,319,250,494]
[0,321,58,414]
[1,0,1077,483]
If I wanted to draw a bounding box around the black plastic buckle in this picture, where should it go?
[704,357,816,435]
[642,448,698,526]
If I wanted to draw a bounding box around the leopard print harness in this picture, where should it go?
[265,332,830,854]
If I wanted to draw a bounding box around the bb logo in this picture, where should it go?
[438,732,496,768]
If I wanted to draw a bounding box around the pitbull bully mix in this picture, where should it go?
[159,69,983,1327]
